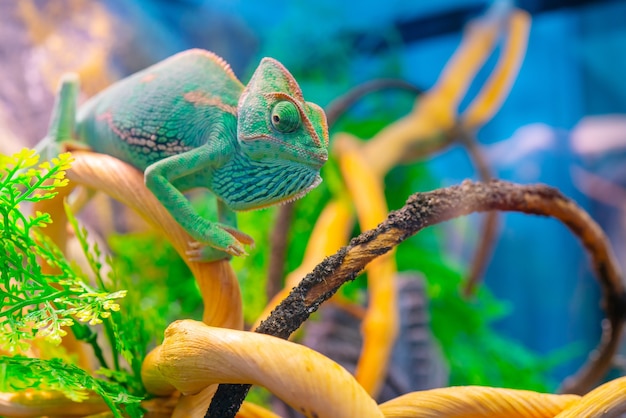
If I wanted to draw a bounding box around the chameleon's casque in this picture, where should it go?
[43,49,329,260]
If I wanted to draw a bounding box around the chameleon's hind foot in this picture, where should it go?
[186,237,251,263]
[217,225,255,246]
[186,242,230,262]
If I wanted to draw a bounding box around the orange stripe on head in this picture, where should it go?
[306,102,329,147]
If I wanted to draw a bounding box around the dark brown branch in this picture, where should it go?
[453,125,499,296]
[464,210,499,295]
[208,180,626,416]
[266,202,294,301]
[571,166,626,210]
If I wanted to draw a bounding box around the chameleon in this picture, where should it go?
[42,49,329,261]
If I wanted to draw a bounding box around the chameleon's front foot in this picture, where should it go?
[185,225,254,262]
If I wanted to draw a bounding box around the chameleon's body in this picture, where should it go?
[45,49,329,260]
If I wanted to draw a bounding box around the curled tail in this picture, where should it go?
[36,73,80,159]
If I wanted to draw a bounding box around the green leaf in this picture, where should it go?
[0,356,143,418]
[0,149,147,414]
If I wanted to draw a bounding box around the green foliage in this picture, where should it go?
[106,190,280,327]
[0,149,121,351]
[0,356,143,417]
[108,230,203,337]
[0,149,147,417]
[284,171,334,276]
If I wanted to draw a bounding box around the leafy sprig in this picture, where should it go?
[0,149,147,417]
[0,355,143,417]
[0,149,124,351]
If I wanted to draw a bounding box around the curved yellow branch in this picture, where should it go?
[339,144,398,397]
[429,2,506,117]
[462,10,531,128]
[142,319,383,418]
[67,151,245,402]
[554,376,626,417]
[67,151,243,330]
[378,386,580,417]
[360,2,512,176]
[237,401,282,418]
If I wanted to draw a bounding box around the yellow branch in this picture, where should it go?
[67,151,243,331]
[378,386,580,417]
[67,151,245,401]
[142,320,383,418]
[360,2,510,176]
[339,144,398,397]
[462,10,531,128]
[554,376,626,417]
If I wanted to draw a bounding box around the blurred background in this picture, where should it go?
[2,0,626,400]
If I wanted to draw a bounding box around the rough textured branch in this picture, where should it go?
[209,180,626,416]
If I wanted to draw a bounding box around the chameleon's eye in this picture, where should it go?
[270,101,300,133]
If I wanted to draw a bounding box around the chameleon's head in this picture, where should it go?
[237,58,329,170]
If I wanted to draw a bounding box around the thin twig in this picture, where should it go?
[571,166,626,210]
[453,125,499,296]
[464,210,499,295]
[325,79,424,127]
[207,180,626,416]
[266,203,294,301]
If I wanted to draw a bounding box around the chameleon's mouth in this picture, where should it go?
[240,134,328,169]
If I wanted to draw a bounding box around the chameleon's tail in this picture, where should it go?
[37,73,80,159]
[48,73,79,142]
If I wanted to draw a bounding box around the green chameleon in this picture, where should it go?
[42,49,329,261]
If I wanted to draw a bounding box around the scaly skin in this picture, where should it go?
[43,49,329,261]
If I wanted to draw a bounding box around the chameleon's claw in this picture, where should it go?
[186,239,247,262]
[226,243,248,257]
[186,243,230,262]
[184,224,253,261]
[218,225,255,246]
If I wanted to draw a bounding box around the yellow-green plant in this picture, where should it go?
[0,149,144,417]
